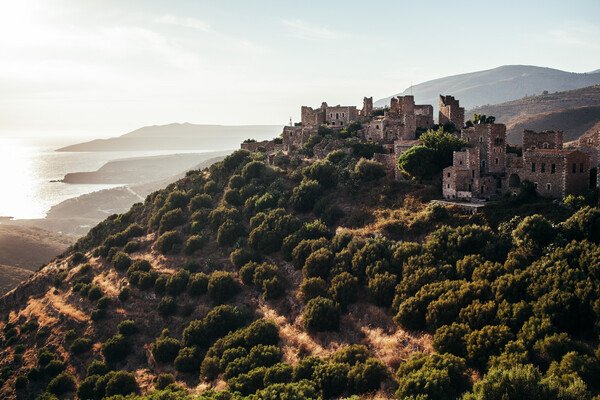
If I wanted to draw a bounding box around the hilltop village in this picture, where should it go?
[242,95,600,203]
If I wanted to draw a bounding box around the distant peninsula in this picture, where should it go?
[56,123,283,152]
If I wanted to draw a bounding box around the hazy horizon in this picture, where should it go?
[1,0,600,139]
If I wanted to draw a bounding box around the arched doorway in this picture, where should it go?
[590,167,597,189]
[509,173,521,188]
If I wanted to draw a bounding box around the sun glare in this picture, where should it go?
[0,137,39,219]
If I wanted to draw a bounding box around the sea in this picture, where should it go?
[0,136,216,220]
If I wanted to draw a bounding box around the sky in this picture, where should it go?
[1,0,599,138]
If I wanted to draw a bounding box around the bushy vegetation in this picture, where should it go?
[12,146,600,400]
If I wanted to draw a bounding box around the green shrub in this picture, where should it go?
[158,296,178,317]
[433,323,471,358]
[14,375,27,389]
[208,271,239,304]
[242,160,267,181]
[217,220,246,246]
[292,356,324,381]
[367,272,397,307]
[201,356,221,381]
[465,364,557,400]
[313,362,349,398]
[46,372,76,395]
[224,189,243,206]
[466,325,513,368]
[90,308,107,322]
[77,375,99,400]
[117,320,137,335]
[159,208,186,233]
[174,346,202,373]
[302,160,338,188]
[123,241,140,253]
[190,193,213,211]
[96,296,112,310]
[263,362,293,386]
[156,231,182,253]
[185,234,207,254]
[396,352,469,400]
[70,338,93,355]
[303,248,334,279]
[332,345,370,365]
[27,367,43,381]
[355,158,386,181]
[262,276,285,300]
[329,272,358,309]
[303,297,340,332]
[291,180,323,213]
[105,371,138,396]
[230,248,260,269]
[187,273,209,296]
[111,251,131,270]
[38,348,55,367]
[87,285,103,301]
[87,360,109,376]
[348,358,388,393]
[118,287,131,302]
[151,337,181,363]
[101,334,130,363]
[298,277,328,304]
[44,360,65,376]
[156,373,175,390]
[166,270,190,296]
[512,214,555,250]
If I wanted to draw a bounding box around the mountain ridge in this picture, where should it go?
[56,124,283,152]
[375,65,600,113]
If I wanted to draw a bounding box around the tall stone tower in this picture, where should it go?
[439,95,465,130]
[362,97,373,117]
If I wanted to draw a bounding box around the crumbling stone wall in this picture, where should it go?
[414,105,434,130]
[361,97,373,118]
[461,124,506,175]
[517,149,589,198]
[522,130,563,151]
[439,95,465,129]
[325,105,357,127]
[301,102,327,127]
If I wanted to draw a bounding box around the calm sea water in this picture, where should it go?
[0,136,216,220]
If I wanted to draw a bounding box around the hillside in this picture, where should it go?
[503,105,600,144]
[375,65,600,114]
[0,148,599,400]
[0,265,32,296]
[464,85,600,143]
[56,124,283,152]
[0,225,74,271]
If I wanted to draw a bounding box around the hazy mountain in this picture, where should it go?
[61,151,230,184]
[57,123,283,152]
[374,65,600,114]
[466,85,600,143]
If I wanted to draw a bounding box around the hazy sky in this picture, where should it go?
[1,0,599,137]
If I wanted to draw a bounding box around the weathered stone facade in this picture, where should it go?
[461,124,507,175]
[439,95,465,129]
[444,126,591,201]
[522,130,563,151]
[507,149,590,198]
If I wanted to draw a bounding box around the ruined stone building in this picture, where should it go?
[443,126,592,201]
[439,95,465,130]
[576,128,600,187]
[363,95,433,143]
